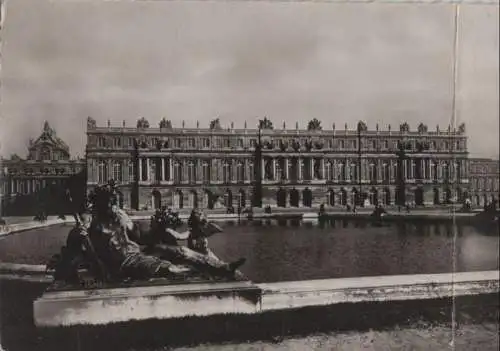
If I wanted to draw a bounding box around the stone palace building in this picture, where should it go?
[85,116,475,211]
[469,158,499,208]
[1,122,85,215]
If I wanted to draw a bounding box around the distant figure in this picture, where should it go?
[405,203,410,213]
[319,203,325,215]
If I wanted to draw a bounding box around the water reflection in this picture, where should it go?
[208,219,499,283]
[0,218,497,283]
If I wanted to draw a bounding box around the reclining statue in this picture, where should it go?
[48,184,246,286]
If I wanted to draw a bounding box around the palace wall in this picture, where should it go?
[85,118,474,210]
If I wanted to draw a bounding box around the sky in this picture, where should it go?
[1,0,499,159]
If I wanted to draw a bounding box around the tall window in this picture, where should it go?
[141,159,148,181]
[173,162,182,183]
[236,161,244,182]
[188,138,195,148]
[113,161,122,182]
[382,163,389,181]
[325,161,332,180]
[114,137,121,148]
[223,162,231,183]
[149,161,156,182]
[369,163,376,182]
[202,138,210,148]
[237,138,244,148]
[40,146,51,161]
[98,160,107,184]
[224,138,231,148]
[187,161,196,183]
[202,161,210,182]
[339,163,345,181]
[350,163,357,181]
[248,161,254,182]
[128,161,135,182]
[98,137,106,148]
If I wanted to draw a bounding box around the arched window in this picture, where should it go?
[173,161,182,182]
[202,161,210,182]
[236,161,244,182]
[248,161,254,182]
[369,163,376,182]
[113,162,122,182]
[98,160,107,184]
[223,162,231,183]
[128,161,135,182]
[187,161,196,183]
[339,162,345,181]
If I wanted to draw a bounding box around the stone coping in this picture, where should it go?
[258,271,500,294]
[33,270,499,327]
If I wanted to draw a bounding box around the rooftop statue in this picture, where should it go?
[47,182,246,289]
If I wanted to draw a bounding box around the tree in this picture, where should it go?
[258,117,273,130]
[307,118,322,131]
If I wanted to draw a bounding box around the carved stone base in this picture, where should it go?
[34,280,261,327]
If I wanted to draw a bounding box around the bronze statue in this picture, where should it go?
[48,183,246,287]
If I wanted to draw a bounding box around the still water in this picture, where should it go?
[0,219,498,282]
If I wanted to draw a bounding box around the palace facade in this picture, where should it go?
[1,121,85,216]
[86,117,471,210]
[469,158,499,208]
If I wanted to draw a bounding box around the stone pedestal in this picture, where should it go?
[34,280,261,327]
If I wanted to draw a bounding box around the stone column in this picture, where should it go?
[138,158,143,181]
[183,159,188,182]
[273,157,278,181]
[244,159,249,182]
[377,160,382,182]
[321,159,325,180]
[285,158,289,180]
[346,159,351,182]
[261,158,265,179]
[309,158,313,180]
[298,158,303,180]
[146,158,151,181]
[232,159,238,183]
[169,158,173,181]
[161,158,165,181]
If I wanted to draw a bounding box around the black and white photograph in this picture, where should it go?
[0,0,498,350]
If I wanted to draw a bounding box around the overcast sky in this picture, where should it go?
[1,0,498,159]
